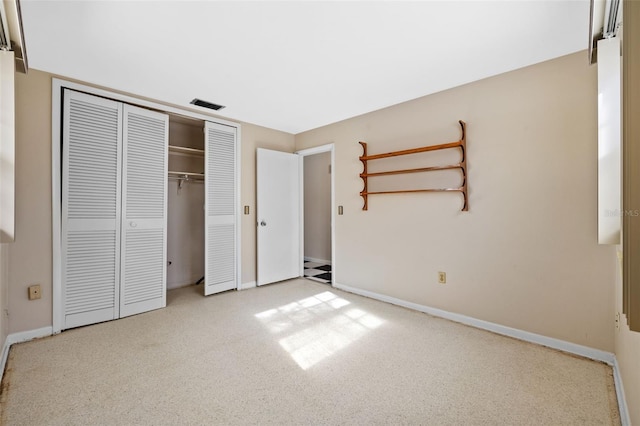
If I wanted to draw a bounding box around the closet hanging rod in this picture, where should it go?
[168,176,204,181]
[168,171,204,178]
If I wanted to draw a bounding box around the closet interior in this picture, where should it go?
[167,115,205,290]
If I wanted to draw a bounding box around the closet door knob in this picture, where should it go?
[260,220,267,227]
[130,221,137,228]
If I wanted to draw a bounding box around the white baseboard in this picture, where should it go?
[1,335,10,383]
[334,282,614,363]
[1,326,52,386]
[304,256,331,265]
[612,357,631,426]
[239,281,256,290]
[334,282,629,423]
[7,326,53,346]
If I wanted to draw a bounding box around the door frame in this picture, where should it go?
[295,144,336,285]
[51,78,242,334]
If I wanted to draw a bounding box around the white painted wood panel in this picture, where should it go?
[120,105,168,317]
[62,90,122,328]
[204,122,237,295]
[257,148,300,286]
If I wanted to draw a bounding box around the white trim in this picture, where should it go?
[296,144,334,157]
[52,78,242,332]
[236,126,242,291]
[303,256,331,265]
[298,156,305,278]
[52,83,62,333]
[239,281,257,290]
[1,335,10,383]
[6,326,53,345]
[612,357,631,426]
[296,144,335,285]
[334,282,616,364]
[1,327,53,386]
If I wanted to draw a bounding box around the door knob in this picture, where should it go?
[130,221,137,228]
[260,220,267,227]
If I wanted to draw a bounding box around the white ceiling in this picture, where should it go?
[20,1,590,134]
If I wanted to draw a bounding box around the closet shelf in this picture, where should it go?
[359,120,467,211]
[169,145,205,157]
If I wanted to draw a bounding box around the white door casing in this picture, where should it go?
[119,104,168,317]
[296,143,336,284]
[204,122,238,295]
[256,148,300,286]
[62,90,123,329]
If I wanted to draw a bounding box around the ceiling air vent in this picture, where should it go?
[190,98,225,111]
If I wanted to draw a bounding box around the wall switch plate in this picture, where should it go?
[28,284,41,300]
[438,272,446,284]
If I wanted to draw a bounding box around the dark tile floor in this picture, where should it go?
[303,261,331,284]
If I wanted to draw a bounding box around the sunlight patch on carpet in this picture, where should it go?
[254,291,384,369]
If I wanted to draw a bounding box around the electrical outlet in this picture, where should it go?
[28,284,41,300]
[616,312,620,331]
[438,272,446,284]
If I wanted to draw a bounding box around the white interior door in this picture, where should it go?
[119,104,168,317]
[257,148,300,286]
[204,122,238,296]
[62,90,122,329]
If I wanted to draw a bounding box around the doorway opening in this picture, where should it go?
[297,144,335,286]
[166,114,205,293]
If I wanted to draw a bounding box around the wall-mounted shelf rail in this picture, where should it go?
[168,145,204,157]
[359,120,467,211]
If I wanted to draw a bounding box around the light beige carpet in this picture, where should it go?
[1,279,620,425]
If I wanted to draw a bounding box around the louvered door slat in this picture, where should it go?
[122,229,164,304]
[120,105,168,318]
[207,128,235,216]
[204,122,238,296]
[62,90,122,329]
[207,224,235,284]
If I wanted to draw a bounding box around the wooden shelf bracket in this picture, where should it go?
[359,120,468,211]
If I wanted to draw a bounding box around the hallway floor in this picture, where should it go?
[303,260,331,284]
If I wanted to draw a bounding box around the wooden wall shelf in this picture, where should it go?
[359,120,468,211]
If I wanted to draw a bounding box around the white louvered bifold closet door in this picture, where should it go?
[62,90,123,329]
[204,122,237,296]
[120,105,168,317]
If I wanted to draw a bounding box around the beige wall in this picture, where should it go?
[9,69,52,334]
[304,151,331,262]
[7,69,293,334]
[295,51,616,352]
